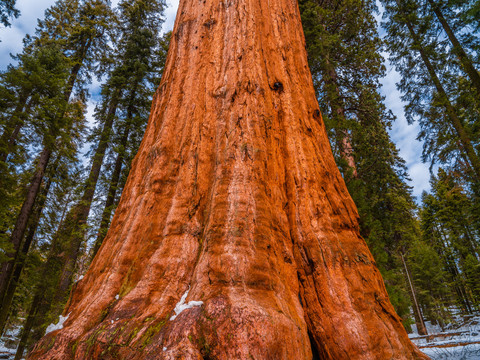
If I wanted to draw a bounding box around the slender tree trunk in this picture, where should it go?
[403,14,480,180]
[0,176,53,333]
[0,34,90,299]
[426,0,480,94]
[15,194,74,360]
[0,42,91,338]
[91,122,131,258]
[436,226,473,313]
[29,0,427,359]
[0,148,51,303]
[14,290,42,360]
[0,94,31,163]
[401,253,428,336]
[50,92,120,314]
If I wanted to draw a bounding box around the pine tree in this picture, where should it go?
[419,169,480,311]
[13,165,85,359]
[50,0,166,318]
[423,0,480,95]
[0,96,87,333]
[92,31,171,258]
[408,239,453,328]
[0,0,112,332]
[381,0,480,183]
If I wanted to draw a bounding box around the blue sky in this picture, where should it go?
[0,0,431,201]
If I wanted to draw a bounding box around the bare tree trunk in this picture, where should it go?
[14,193,75,360]
[28,0,427,359]
[401,252,428,336]
[0,148,51,304]
[0,176,53,333]
[14,286,44,360]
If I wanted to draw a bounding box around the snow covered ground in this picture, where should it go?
[410,314,480,360]
[0,326,21,359]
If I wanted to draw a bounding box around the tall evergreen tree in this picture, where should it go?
[92,31,171,257]
[50,0,166,319]
[13,164,85,359]
[419,169,480,312]
[381,0,480,183]
[0,0,112,331]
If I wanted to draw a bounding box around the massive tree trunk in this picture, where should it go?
[28,0,427,359]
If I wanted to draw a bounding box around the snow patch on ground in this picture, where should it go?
[45,313,70,335]
[169,287,203,321]
[421,343,480,359]
[0,344,16,356]
[410,313,480,360]
[0,325,21,359]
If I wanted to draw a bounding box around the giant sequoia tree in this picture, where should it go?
[28,0,426,358]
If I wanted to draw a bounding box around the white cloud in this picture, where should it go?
[0,0,57,68]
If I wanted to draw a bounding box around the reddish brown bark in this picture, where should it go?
[28,0,427,359]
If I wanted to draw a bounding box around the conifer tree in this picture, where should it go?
[423,0,480,95]
[0,0,112,331]
[419,169,480,312]
[381,0,480,183]
[92,31,171,257]
[13,165,85,360]
[50,0,166,318]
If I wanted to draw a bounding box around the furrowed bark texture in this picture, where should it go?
[29,0,427,359]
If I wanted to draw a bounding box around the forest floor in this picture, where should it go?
[411,313,480,359]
